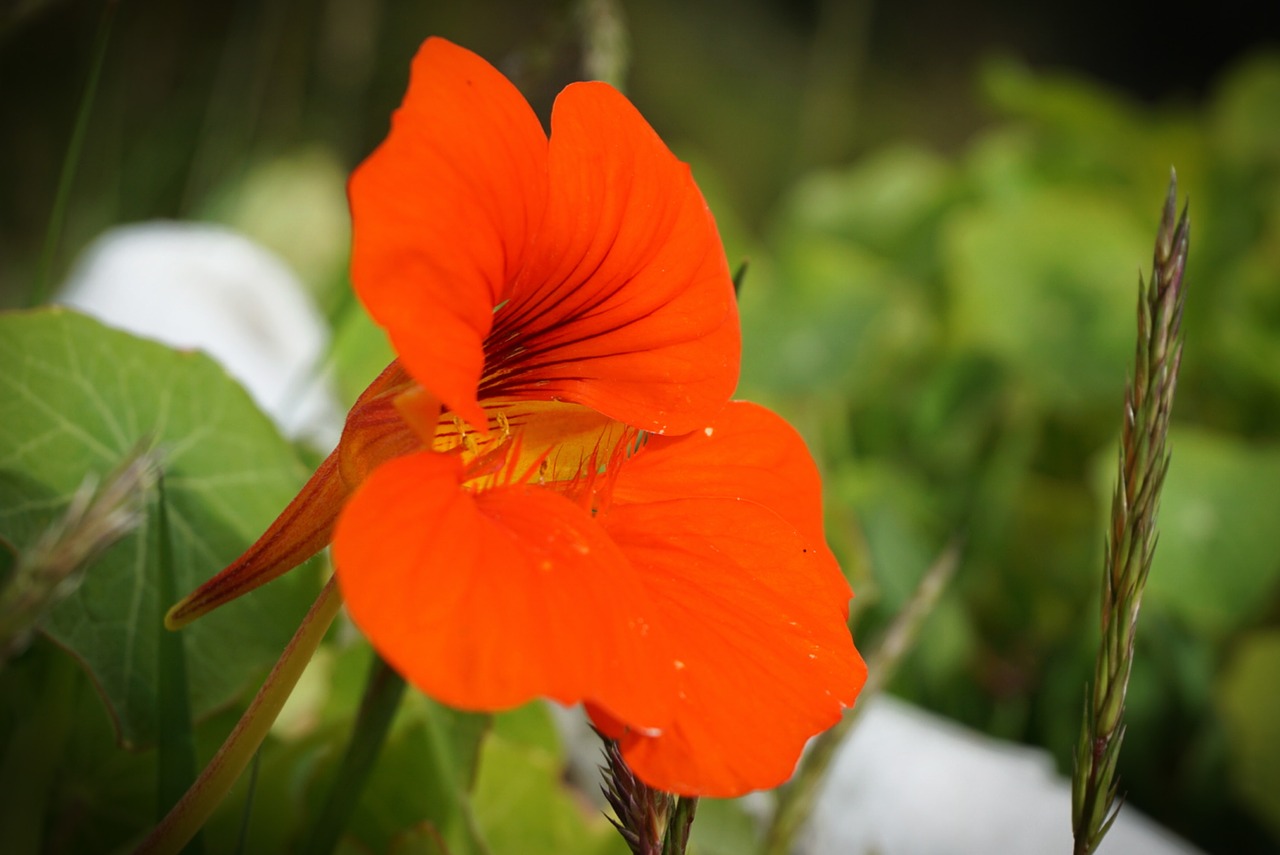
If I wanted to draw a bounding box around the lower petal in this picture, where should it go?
[601,498,865,796]
[332,452,677,730]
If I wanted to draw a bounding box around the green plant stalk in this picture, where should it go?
[154,476,202,853]
[32,0,119,307]
[763,539,961,855]
[661,796,698,855]
[1071,172,1190,855]
[600,734,696,855]
[299,653,407,855]
[136,577,343,855]
[232,753,262,855]
[576,0,629,90]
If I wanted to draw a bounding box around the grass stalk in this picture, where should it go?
[32,0,119,306]
[600,734,698,855]
[1070,172,1190,855]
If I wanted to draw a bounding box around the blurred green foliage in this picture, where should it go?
[1,2,1279,853]
[729,52,1280,853]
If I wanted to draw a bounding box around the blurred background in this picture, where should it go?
[3,1,1279,852]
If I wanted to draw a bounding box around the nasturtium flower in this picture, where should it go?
[169,37,865,797]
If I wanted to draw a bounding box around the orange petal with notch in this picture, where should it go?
[332,451,677,729]
[486,82,739,436]
[349,38,549,429]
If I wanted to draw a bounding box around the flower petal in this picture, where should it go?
[595,401,863,795]
[600,497,865,796]
[349,38,549,428]
[332,451,677,729]
[484,82,739,436]
[613,401,850,607]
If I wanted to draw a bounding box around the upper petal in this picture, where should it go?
[332,451,677,729]
[483,82,740,436]
[349,38,549,429]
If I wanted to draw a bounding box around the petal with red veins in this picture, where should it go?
[484,82,739,435]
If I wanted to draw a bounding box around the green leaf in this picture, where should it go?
[686,797,761,855]
[944,189,1145,409]
[333,696,491,855]
[739,241,934,402]
[781,145,956,258]
[1211,54,1280,168]
[0,308,319,748]
[1217,630,1280,837]
[1141,428,1280,637]
[471,717,625,855]
[288,644,492,855]
[979,57,1144,160]
[330,302,395,408]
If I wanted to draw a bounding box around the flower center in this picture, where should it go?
[433,398,638,516]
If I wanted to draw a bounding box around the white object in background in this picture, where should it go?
[58,222,343,449]
[551,694,1203,854]
[801,694,1203,855]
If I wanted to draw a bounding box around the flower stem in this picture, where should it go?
[661,796,699,855]
[299,652,406,855]
[577,0,629,90]
[763,538,961,855]
[1071,172,1190,855]
[136,577,343,855]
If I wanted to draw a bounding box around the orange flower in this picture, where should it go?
[168,37,864,797]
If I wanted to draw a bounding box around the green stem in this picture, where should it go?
[154,476,202,851]
[661,796,698,855]
[136,578,343,855]
[32,0,120,307]
[576,0,630,90]
[299,653,406,855]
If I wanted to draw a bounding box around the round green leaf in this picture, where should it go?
[0,308,319,747]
